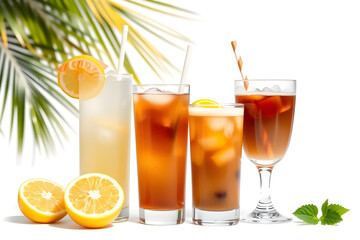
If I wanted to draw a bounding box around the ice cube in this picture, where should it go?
[224,120,234,138]
[207,118,227,131]
[190,126,196,141]
[199,135,226,151]
[94,117,124,133]
[262,87,273,93]
[251,88,261,92]
[144,88,173,94]
[94,123,119,142]
[105,69,116,76]
[105,75,117,82]
[142,92,175,105]
[258,96,282,118]
[145,87,163,94]
[282,88,293,93]
[235,117,243,131]
[211,148,236,167]
[271,85,281,92]
[190,142,205,166]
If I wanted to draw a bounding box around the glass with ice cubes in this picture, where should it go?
[235,79,296,223]
[79,70,132,222]
[189,103,244,225]
[133,84,190,225]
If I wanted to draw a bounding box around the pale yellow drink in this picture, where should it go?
[80,72,132,222]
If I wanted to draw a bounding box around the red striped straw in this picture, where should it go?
[231,41,249,90]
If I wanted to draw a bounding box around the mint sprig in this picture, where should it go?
[293,199,349,225]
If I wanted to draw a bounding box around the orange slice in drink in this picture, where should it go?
[192,99,223,108]
[57,55,107,99]
[18,179,67,223]
[64,173,124,228]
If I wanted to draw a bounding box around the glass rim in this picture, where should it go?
[189,103,244,108]
[114,73,132,76]
[235,79,296,82]
[133,84,190,87]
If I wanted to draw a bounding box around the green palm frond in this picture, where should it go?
[0,33,77,155]
[0,0,195,156]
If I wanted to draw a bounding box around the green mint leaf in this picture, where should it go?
[321,209,342,225]
[328,204,350,216]
[321,199,329,217]
[293,204,319,225]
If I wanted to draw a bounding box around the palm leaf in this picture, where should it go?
[0,35,76,156]
[0,0,195,156]
[124,0,196,19]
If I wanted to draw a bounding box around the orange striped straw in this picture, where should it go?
[231,41,249,90]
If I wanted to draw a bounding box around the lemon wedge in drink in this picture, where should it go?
[57,55,107,99]
[18,179,67,223]
[192,99,223,108]
[64,173,124,228]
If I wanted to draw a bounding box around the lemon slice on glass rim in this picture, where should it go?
[192,99,223,108]
[57,55,107,99]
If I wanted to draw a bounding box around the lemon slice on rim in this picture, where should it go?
[18,178,67,223]
[64,173,124,228]
[192,99,223,108]
[57,55,107,99]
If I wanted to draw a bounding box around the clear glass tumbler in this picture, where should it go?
[133,84,189,225]
[80,72,132,222]
[189,103,244,225]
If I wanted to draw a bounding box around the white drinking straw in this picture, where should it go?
[179,45,192,93]
[117,25,129,75]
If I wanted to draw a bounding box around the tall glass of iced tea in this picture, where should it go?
[189,103,244,225]
[133,84,189,225]
[235,79,296,223]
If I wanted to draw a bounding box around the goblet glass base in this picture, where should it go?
[241,209,291,224]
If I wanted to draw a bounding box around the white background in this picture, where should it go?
[1,0,359,239]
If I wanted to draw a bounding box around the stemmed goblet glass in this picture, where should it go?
[235,79,296,223]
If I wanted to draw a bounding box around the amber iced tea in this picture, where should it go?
[189,104,244,225]
[235,79,296,223]
[235,94,295,165]
[133,85,189,224]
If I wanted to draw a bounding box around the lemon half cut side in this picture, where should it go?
[18,178,67,223]
[64,173,124,228]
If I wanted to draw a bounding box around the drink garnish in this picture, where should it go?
[57,55,107,99]
[231,41,249,90]
[192,99,223,108]
[293,199,349,225]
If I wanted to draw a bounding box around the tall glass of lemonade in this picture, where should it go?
[80,71,132,222]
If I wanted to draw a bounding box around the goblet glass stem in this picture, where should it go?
[256,167,275,213]
[240,165,291,223]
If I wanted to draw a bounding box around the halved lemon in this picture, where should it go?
[64,173,124,228]
[192,99,223,108]
[57,55,107,99]
[18,179,67,223]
